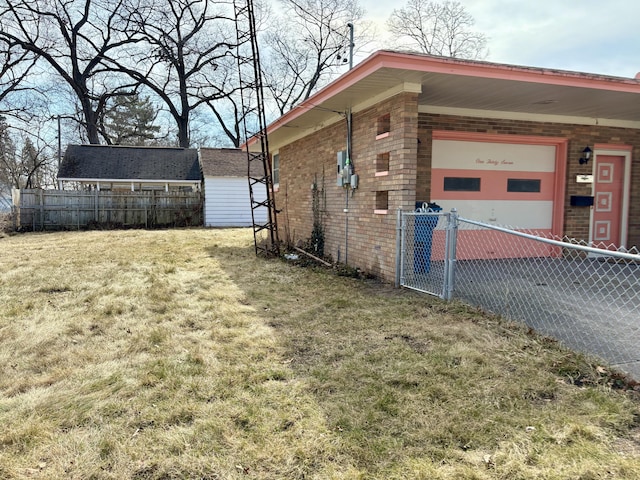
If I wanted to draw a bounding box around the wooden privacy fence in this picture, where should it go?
[12,189,203,231]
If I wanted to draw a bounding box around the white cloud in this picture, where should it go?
[358,0,640,77]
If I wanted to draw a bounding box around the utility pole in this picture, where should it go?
[57,115,61,168]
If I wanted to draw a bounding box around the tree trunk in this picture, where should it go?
[177,117,189,148]
[80,96,101,145]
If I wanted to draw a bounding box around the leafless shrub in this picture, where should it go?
[0,210,13,234]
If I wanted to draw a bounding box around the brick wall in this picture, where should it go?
[418,113,640,245]
[275,101,640,283]
[275,92,419,281]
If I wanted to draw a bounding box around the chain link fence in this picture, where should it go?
[395,210,455,299]
[397,209,640,379]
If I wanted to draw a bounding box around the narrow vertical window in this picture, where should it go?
[375,190,389,211]
[272,153,280,185]
[376,152,390,173]
[377,113,390,136]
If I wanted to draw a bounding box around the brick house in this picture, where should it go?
[254,50,640,282]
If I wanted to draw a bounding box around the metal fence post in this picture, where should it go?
[39,189,44,231]
[395,208,402,288]
[443,208,459,301]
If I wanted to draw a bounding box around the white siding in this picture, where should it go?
[204,177,267,227]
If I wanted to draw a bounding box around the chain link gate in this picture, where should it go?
[396,209,458,299]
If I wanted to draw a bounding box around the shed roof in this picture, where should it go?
[58,145,201,182]
[200,147,264,177]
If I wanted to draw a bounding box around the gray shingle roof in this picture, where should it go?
[58,145,201,181]
[200,148,266,178]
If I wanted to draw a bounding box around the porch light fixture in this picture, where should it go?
[579,146,592,165]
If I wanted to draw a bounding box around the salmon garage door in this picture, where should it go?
[431,138,558,259]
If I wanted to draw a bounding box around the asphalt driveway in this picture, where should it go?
[451,257,640,380]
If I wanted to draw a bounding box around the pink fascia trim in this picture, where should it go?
[432,130,568,237]
[374,51,640,92]
[245,50,640,148]
[245,53,387,148]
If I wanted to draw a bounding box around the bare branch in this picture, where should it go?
[387,0,488,59]
[262,0,367,115]
[110,0,239,147]
[0,0,145,144]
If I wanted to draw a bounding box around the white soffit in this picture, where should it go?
[419,105,640,129]
[416,71,640,128]
[267,82,423,150]
[263,52,640,149]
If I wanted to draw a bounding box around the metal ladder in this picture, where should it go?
[233,0,280,256]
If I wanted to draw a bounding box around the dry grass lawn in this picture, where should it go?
[1,228,640,479]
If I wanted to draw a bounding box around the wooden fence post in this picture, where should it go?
[39,189,44,231]
[11,189,20,229]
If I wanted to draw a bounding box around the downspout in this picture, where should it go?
[345,108,352,264]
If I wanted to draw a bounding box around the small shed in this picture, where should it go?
[57,144,201,192]
[200,148,267,227]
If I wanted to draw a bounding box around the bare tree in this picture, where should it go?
[387,0,488,59]
[262,0,366,116]
[0,39,39,119]
[0,0,143,144]
[0,117,17,188]
[115,0,239,148]
[0,116,56,189]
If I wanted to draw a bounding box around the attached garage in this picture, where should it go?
[200,148,267,227]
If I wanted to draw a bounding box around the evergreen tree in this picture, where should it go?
[101,94,162,146]
[0,116,53,189]
[0,116,18,188]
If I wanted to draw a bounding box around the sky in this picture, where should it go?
[358,0,640,79]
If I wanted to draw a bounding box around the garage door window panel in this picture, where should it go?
[443,177,481,192]
[507,179,541,193]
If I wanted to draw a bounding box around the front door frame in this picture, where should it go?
[590,144,632,249]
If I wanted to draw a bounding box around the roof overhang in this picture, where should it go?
[57,178,201,184]
[253,50,640,151]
